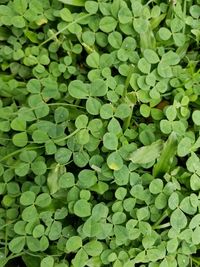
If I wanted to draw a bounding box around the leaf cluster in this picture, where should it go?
[0,0,200,266]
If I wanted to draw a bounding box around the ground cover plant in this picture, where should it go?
[0,0,200,266]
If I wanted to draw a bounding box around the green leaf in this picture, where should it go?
[55,148,72,164]
[75,114,88,129]
[31,160,46,175]
[78,169,97,188]
[66,236,82,252]
[15,162,30,177]
[192,226,200,245]
[86,52,100,68]
[74,199,91,217]
[13,0,27,15]
[100,104,114,119]
[27,79,41,94]
[138,58,151,74]
[92,203,109,220]
[153,132,177,177]
[14,221,26,235]
[143,49,159,64]
[86,97,101,115]
[47,165,64,195]
[190,173,200,191]
[20,191,36,206]
[90,79,107,96]
[19,150,37,163]
[26,236,40,252]
[149,179,163,194]
[108,118,122,134]
[35,193,51,208]
[72,248,89,267]
[157,62,173,78]
[162,51,180,65]
[68,80,89,99]
[129,140,163,164]
[99,16,117,33]
[59,172,75,188]
[118,7,132,24]
[177,137,192,157]
[114,165,129,186]
[9,236,25,254]
[41,256,54,267]
[33,225,45,239]
[49,221,62,241]
[40,236,49,252]
[158,27,172,40]
[85,1,98,14]
[22,205,38,222]
[108,31,122,49]
[58,0,86,6]
[76,129,90,145]
[13,16,26,28]
[168,192,179,210]
[189,214,200,229]
[84,240,103,256]
[32,130,49,143]
[192,110,200,126]
[190,5,200,18]
[12,132,28,147]
[180,196,197,215]
[186,153,200,173]
[11,117,26,131]
[107,151,123,170]
[103,132,118,150]
[22,255,40,267]
[82,217,100,237]
[170,208,187,231]
[112,211,126,225]
[115,103,131,119]
[54,107,69,123]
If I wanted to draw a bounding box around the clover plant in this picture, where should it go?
[0,0,200,266]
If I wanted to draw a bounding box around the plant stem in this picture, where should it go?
[191,257,200,266]
[153,222,171,230]
[0,146,43,162]
[55,128,80,142]
[123,105,134,130]
[123,65,134,98]
[152,209,169,228]
[40,14,91,47]
[122,65,135,130]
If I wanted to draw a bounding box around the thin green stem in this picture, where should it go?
[0,137,35,144]
[153,222,171,230]
[0,127,79,163]
[122,65,135,130]
[182,0,187,34]
[123,105,134,131]
[4,225,8,256]
[191,257,200,266]
[152,209,169,228]
[55,128,79,142]
[123,65,134,98]
[47,102,85,109]
[0,146,43,162]
[2,101,85,119]
[40,14,91,47]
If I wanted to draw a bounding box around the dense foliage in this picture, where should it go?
[0,0,200,266]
